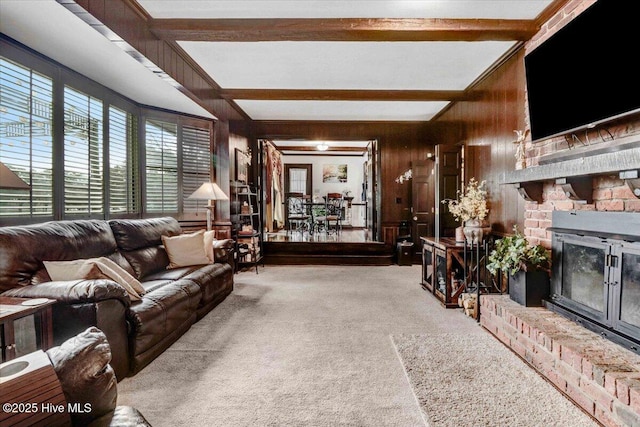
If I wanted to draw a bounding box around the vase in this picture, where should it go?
[455,226,465,243]
[463,219,483,245]
[509,269,550,307]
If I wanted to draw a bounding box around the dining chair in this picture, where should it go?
[285,192,311,236]
[325,192,344,234]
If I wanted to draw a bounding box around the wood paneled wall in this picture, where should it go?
[433,51,528,236]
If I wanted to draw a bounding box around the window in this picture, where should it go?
[0,57,53,218]
[63,86,103,216]
[182,125,211,213]
[1,40,216,225]
[289,168,307,194]
[145,119,178,213]
[109,105,137,214]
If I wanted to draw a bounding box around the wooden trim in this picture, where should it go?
[534,0,574,28]
[220,89,466,102]
[276,145,365,153]
[149,18,538,42]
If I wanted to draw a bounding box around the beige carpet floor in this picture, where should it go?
[116,265,595,426]
[392,333,598,427]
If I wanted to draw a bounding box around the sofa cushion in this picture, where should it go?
[121,246,170,280]
[127,279,200,373]
[183,263,233,307]
[109,217,181,252]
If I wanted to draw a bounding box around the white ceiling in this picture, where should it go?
[0,0,554,124]
[0,0,214,119]
[139,1,552,20]
[140,0,553,122]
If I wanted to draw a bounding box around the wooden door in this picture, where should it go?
[411,159,435,240]
[365,140,379,241]
[435,144,462,238]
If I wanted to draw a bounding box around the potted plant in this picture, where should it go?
[486,226,551,307]
[444,178,489,243]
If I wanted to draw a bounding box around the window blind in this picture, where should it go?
[145,119,178,213]
[0,57,53,217]
[109,105,137,214]
[63,86,103,215]
[182,125,211,213]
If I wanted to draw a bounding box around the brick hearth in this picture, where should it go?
[481,295,640,427]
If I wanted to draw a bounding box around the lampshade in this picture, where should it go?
[188,182,229,201]
[0,162,30,190]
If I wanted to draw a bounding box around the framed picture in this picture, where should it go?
[235,148,249,182]
[323,164,348,183]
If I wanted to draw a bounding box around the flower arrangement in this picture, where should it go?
[445,178,489,223]
[486,226,550,276]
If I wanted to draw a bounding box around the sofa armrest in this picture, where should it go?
[213,238,235,264]
[88,406,152,427]
[1,279,130,307]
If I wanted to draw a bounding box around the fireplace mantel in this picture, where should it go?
[501,135,640,203]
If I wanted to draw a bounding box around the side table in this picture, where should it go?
[0,297,56,362]
[0,350,70,426]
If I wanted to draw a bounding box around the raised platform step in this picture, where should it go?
[264,241,394,266]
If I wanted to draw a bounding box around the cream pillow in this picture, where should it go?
[44,259,95,281]
[162,230,212,269]
[203,230,216,263]
[44,258,145,301]
[84,257,145,301]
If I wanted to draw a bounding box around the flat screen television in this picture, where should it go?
[525,1,640,142]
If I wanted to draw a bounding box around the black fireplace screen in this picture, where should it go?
[549,211,640,352]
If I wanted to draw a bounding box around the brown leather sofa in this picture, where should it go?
[46,326,151,426]
[0,217,234,379]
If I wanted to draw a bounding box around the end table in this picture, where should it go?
[0,297,56,362]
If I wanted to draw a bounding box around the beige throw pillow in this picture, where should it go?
[162,230,212,269]
[44,259,95,281]
[203,230,216,263]
[44,258,145,301]
[84,257,145,301]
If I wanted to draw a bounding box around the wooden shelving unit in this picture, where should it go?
[231,182,263,274]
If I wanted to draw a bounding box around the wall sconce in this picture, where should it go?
[395,168,413,184]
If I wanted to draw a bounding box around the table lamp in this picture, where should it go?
[188,182,229,230]
[0,161,31,190]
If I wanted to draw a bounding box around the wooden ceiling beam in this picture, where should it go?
[275,145,366,152]
[150,18,538,42]
[220,89,466,102]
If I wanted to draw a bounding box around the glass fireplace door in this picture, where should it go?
[612,244,640,339]
[554,235,612,326]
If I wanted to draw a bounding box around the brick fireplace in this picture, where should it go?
[493,114,640,426]
[493,109,640,427]
[481,295,640,427]
[479,2,640,424]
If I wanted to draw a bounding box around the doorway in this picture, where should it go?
[261,139,379,243]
